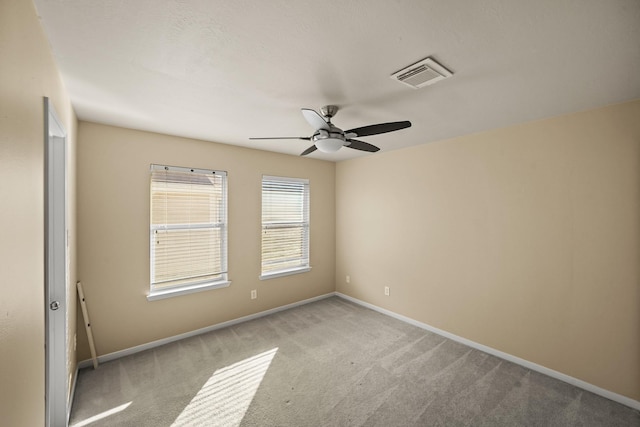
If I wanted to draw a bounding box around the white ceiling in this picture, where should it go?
[34,0,640,161]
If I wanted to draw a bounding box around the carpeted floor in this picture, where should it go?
[69,296,639,426]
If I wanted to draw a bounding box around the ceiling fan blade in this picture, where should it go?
[346,139,380,152]
[300,145,317,156]
[345,121,411,137]
[301,109,330,130]
[249,136,311,140]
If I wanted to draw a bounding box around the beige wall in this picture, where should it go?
[76,122,335,359]
[0,0,78,425]
[336,100,640,401]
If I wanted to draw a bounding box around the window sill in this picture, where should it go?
[259,266,311,281]
[147,280,231,301]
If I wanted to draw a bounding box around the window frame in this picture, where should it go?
[260,175,311,280]
[147,164,230,301]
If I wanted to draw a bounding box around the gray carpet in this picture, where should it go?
[69,296,639,426]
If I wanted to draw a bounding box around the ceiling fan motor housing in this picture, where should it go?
[314,126,345,152]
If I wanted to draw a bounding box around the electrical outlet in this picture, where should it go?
[251,289,257,300]
[346,275,350,283]
[384,286,390,296]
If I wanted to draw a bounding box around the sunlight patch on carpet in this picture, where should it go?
[171,348,278,426]
[71,401,132,427]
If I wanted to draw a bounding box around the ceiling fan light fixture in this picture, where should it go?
[315,138,344,153]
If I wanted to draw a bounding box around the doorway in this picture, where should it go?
[44,97,68,427]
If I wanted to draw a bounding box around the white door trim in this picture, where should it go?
[44,97,68,427]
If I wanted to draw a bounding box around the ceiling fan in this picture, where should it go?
[250,105,411,156]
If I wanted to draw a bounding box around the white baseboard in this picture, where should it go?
[77,292,336,369]
[335,292,640,412]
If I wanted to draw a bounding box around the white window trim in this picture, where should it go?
[148,164,229,301]
[260,266,311,281]
[260,175,310,280]
[147,280,231,301]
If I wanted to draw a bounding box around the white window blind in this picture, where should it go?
[261,175,310,279]
[150,165,228,294]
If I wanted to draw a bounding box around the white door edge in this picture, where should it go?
[44,97,68,427]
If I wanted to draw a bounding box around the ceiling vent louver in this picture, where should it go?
[391,57,453,89]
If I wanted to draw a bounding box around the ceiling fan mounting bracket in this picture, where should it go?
[320,105,339,120]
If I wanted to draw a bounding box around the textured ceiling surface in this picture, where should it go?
[33,0,640,161]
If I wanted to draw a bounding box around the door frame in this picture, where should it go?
[44,97,68,427]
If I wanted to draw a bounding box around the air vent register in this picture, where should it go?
[391,57,453,89]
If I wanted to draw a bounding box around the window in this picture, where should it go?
[148,164,229,300]
[261,175,310,279]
